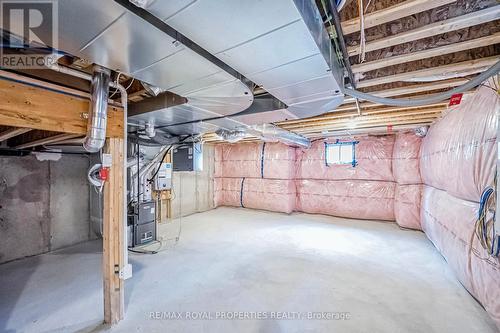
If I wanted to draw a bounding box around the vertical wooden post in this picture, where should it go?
[103,137,125,324]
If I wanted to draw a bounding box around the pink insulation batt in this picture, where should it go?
[420,85,498,202]
[394,184,422,230]
[214,178,295,214]
[214,142,297,179]
[296,179,395,221]
[419,84,500,329]
[392,132,422,185]
[296,135,395,182]
[421,186,500,328]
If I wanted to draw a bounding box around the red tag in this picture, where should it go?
[449,93,463,106]
[387,125,393,134]
[99,167,109,181]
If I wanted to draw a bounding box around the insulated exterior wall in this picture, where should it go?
[420,86,498,202]
[296,179,395,221]
[394,184,422,230]
[215,142,296,180]
[296,136,395,181]
[214,177,295,214]
[392,132,424,230]
[419,84,500,329]
[421,186,500,327]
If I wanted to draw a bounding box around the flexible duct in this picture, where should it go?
[343,60,500,107]
[83,65,111,152]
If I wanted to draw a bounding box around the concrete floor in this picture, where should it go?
[0,207,497,333]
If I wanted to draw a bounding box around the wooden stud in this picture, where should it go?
[338,0,456,35]
[0,127,32,142]
[103,138,125,325]
[356,57,498,88]
[14,133,81,149]
[347,6,500,56]
[351,33,500,73]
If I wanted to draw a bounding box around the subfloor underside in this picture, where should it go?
[0,207,496,332]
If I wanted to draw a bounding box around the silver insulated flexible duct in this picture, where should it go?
[83,65,111,152]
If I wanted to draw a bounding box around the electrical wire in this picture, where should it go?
[343,60,500,107]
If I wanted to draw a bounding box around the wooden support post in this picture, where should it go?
[103,137,125,325]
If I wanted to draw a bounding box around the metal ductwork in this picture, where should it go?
[246,124,311,148]
[83,65,111,152]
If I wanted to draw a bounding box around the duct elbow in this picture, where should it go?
[83,65,111,153]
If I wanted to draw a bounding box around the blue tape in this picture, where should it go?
[261,142,266,178]
[240,177,246,208]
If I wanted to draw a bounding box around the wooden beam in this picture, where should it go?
[352,33,500,73]
[0,127,31,142]
[279,105,446,127]
[294,116,438,134]
[347,6,500,56]
[103,138,125,325]
[0,77,123,137]
[357,57,498,88]
[343,78,469,103]
[14,133,80,149]
[339,0,456,35]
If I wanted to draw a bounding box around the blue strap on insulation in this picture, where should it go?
[260,142,266,178]
[240,177,246,207]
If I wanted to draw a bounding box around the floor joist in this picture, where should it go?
[347,6,500,56]
[338,0,456,35]
[352,33,500,73]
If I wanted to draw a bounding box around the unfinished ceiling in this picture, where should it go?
[204,0,499,141]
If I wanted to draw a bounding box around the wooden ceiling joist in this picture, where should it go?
[344,78,470,103]
[347,6,500,56]
[356,57,497,88]
[14,133,81,149]
[0,127,32,142]
[338,0,456,35]
[0,77,123,137]
[351,33,500,74]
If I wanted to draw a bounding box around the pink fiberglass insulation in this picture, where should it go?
[296,136,395,181]
[214,142,297,179]
[421,186,500,329]
[214,177,296,214]
[420,85,498,202]
[242,178,296,214]
[296,179,395,221]
[394,184,422,230]
[392,132,422,184]
[214,177,242,207]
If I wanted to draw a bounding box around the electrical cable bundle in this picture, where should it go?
[475,179,499,257]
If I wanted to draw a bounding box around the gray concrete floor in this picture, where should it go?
[0,207,497,333]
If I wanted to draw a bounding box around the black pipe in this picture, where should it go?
[326,0,356,89]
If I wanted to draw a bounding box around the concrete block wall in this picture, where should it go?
[0,154,93,264]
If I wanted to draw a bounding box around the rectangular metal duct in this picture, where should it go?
[142,0,345,120]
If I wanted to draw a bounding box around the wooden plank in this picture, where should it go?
[357,57,498,88]
[0,127,31,142]
[103,138,125,325]
[345,78,469,103]
[347,6,500,56]
[339,0,456,35]
[352,33,500,73]
[14,133,80,149]
[0,77,123,137]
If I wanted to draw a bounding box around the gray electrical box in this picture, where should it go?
[172,143,203,172]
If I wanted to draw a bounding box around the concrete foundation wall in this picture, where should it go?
[171,144,215,218]
[0,154,92,264]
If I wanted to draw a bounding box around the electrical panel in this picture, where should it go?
[172,143,203,172]
[154,162,172,190]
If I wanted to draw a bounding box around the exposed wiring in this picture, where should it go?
[343,60,500,106]
[474,175,498,257]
